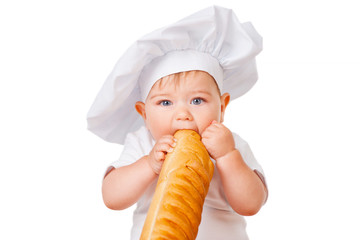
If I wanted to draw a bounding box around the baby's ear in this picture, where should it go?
[135,101,146,120]
[220,93,230,122]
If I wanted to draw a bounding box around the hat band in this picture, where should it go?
[139,49,224,102]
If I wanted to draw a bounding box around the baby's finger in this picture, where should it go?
[154,151,165,161]
[201,126,217,139]
[155,142,175,154]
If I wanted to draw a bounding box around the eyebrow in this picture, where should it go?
[148,90,213,100]
[187,90,214,97]
[190,90,212,95]
[149,94,171,100]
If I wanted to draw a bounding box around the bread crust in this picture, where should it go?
[140,130,214,240]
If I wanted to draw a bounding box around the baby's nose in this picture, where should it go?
[175,107,193,121]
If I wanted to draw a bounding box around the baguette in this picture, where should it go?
[140,129,214,240]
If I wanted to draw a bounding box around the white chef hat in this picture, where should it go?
[87,5,262,144]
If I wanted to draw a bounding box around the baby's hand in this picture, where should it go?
[148,135,176,174]
[201,120,235,160]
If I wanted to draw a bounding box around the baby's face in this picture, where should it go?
[136,70,229,141]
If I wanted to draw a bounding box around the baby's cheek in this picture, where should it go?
[148,123,167,141]
[198,122,211,135]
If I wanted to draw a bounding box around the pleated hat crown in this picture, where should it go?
[87,6,262,144]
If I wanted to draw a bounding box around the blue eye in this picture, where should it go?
[191,98,203,105]
[160,100,172,106]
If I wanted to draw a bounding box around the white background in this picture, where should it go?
[1,0,359,239]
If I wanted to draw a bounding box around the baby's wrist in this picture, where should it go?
[144,155,160,175]
[215,149,239,165]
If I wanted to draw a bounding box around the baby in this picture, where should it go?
[88,6,267,240]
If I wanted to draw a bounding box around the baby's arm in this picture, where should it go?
[102,135,176,210]
[202,121,267,216]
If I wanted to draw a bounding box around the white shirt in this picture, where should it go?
[107,126,266,240]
